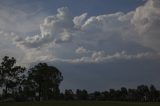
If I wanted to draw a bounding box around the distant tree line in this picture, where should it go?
[0,56,160,102]
[63,85,160,102]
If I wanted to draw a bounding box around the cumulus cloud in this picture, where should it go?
[75,46,89,54]
[1,0,160,65]
[73,13,88,29]
[54,30,72,44]
[0,0,159,91]
[14,7,132,50]
[15,7,74,49]
[131,0,160,51]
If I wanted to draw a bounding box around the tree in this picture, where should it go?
[92,91,101,100]
[76,89,81,100]
[109,89,116,100]
[137,85,150,101]
[120,87,128,101]
[128,88,137,101]
[101,91,109,100]
[28,63,63,100]
[150,85,159,102]
[0,56,25,98]
[64,89,74,100]
[20,79,37,101]
[76,89,88,100]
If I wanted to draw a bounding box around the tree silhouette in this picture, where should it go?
[76,89,88,100]
[120,87,128,101]
[20,79,37,101]
[0,56,25,98]
[150,85,159,102]
[137,85,150,101]
[64,89,74,100]
[28,63,63,100]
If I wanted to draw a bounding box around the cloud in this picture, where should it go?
[131,0,160,51]
[73,13,88,29]
[0,0,159,92]
[0,4,45,34]
[0,31,25,65]
[69,51,159,64]
[1,1,160,90]
[46,50,160,64]
[0,30,55,65]
[75,46,89,54]
[1,0,160,65]
[15,7,74,49]
[54,30,72,44]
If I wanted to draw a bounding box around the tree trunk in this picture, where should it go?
[5,85,8,98]
[39,83,41,101]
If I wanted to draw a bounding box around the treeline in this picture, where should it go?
[63,85,160,102]
[0,56,160,102]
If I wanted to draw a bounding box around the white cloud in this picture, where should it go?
[131,0,160,51]
[1,0,160,65]
[69,51,159,64]
[54,30,72,44]
[0,30,55,65]
[15,7,74,49]
[73,13,88,29]
[75,46,89,54]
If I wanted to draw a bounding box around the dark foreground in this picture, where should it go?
[0,101,160,106]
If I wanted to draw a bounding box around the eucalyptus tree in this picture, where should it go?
[28,63,63,100]
[0,56,25,97]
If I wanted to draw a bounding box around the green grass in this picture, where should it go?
[0,101,160,106]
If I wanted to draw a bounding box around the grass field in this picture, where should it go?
[0,101,160,106]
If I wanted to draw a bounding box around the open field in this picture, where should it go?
[0,101,160,106]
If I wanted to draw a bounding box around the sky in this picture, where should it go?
[0,0,160,91]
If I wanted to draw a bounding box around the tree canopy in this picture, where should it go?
[0,56,25,97]
[27,63,63,100]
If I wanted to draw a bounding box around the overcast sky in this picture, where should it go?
[0,0,160,91]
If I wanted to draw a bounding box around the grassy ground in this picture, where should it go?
[0,101,160,106]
